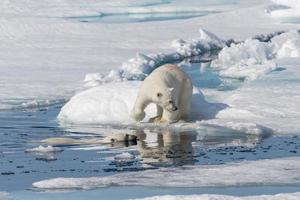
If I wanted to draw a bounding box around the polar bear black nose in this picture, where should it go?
[168,100,173,104]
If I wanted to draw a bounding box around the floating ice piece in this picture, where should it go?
[13,99,66,111]
[32,157,300,190]
[41,133,137,145]
[114,152,135,161]
[134,192,300,200]
[25,145,63,153]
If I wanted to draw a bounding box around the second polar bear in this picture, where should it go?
[131,64,193,123]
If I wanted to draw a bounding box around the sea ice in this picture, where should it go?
[25,145,63,153]
[84,28,228,85]
[269,0,300,19]
[211,30,300,80]
[58,29,300,136]
[32,156,300,190]
[114,152,136,161]
[134,192,300,200]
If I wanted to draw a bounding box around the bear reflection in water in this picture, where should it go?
[131,128,262,167]
[39,126,264,167]
[135,129,197,166]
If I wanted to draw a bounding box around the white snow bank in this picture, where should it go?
[58,82,152,124]
[134,192,300,200]
[83,28,228,87]
[32,156,300,189]
[211,30,300,80]
[25,145,63,153]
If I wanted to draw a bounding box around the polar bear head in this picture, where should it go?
[155,87,178,112]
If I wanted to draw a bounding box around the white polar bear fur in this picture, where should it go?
[131,64,193,123]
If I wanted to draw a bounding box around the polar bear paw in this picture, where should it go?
[131,110,146,122]
[148,116,162,123]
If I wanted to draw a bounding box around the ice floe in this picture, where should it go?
[134,192,300,200]
[114,152,136,161]
[25,145,63,153]
[32,156,300,189]
[40,133,137,145]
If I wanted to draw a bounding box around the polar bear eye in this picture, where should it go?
[157,93,163,97]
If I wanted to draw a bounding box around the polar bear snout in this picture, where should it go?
[170,106,178,111]
[165,100,178,112]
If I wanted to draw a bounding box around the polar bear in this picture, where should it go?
[131,64,193,123]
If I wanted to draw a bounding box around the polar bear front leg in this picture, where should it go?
[149,105,163,123]
[131,96,150,122]
[160,109,180,123]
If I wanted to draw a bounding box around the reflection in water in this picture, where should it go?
[40,124,265,168]
[135,129,197,166]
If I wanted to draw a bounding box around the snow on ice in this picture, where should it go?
[134,192,300,200]
[32,156,300,190]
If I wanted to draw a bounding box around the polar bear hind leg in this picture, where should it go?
[179,81,193,121]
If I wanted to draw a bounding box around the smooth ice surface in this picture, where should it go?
[32,156,300,189]
[208,58,300,135]
[135,192,300,200]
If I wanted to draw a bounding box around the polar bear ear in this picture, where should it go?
[157,92,163,97]
[168,88,174,92]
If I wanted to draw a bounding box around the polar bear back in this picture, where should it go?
[145,64,191,89]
